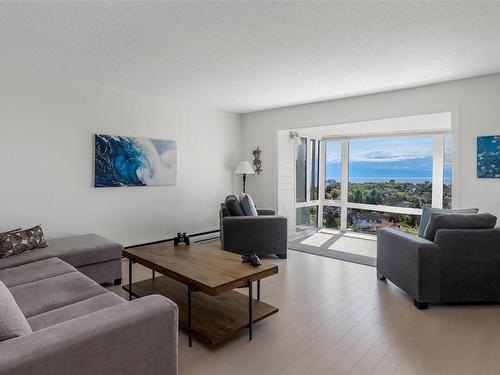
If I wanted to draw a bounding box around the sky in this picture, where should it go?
[326,136,452,183]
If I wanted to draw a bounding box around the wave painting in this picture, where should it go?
[94,134,177,187]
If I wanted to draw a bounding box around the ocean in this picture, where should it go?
[327,176,451,185]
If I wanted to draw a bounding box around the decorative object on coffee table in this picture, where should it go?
[241,253,262,266]
[234,161,255,193]
[252,147,262,174]
[122,242,278,347]
[174,232,190,246]
[477,135,500,178]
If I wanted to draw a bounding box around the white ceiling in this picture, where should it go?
[2,1,500,114]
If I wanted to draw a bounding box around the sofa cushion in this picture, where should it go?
[0,234,122,270]
[424,212,497,241]
[0,225,47,259]
[10,271,108,318]
[0,258,76,288]
[240,193,258,216]
[28,292,125,331]
[0,280,32,341]
[418,206,479,237]
[225,196,245,216]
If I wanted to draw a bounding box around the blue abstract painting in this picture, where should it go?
[477,135,500,178]
[95,134,177,187]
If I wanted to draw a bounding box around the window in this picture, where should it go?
[347,208,421,235]
[323,206,341,229]
[296,137,321,231]
[443,134,452,209]
[309,140,320,201]
[348,136,433,209]
[296,206,318,231]
[325,140,341,201]
[295,138,307,203]
[293,116,452,235]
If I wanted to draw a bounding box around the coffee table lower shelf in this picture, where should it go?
[123,276,278,346]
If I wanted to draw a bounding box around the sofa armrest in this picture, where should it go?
[377,228,441,302]
[256,209,276,216]
[0,295,178,375]
[222,216,287,255]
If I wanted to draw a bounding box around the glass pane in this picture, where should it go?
[443,135,452,209]
[348,136,433,208]
[323,206,341,229]
[309,140,320,201]
[347,208,421,235]
[296,138,307,203]
[325,141,341,200]
[296,206,318,231]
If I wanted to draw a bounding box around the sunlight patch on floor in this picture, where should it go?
[328,236,376,257]
[300,232,333,247]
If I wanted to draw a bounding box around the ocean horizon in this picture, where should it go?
[326,176,452,185]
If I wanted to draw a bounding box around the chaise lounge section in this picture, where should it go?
[0,233,123,285]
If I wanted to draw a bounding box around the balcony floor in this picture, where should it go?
[288,228,377,266]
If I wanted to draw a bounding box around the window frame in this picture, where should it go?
[298,131,452,233]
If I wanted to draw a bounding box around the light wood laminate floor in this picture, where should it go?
[108,247,500,375]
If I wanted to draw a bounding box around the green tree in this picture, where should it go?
[352,188,365,203]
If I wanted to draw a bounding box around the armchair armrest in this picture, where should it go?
[222,216,287,255]
[0,295,178,375]
[256,209,276,216]
[377,228,441,303]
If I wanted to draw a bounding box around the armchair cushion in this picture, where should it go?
[225,196,244,216]
[424,212,497,241]
[240,193,258,216]
[418,205,478,237]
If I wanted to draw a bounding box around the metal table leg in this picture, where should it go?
[128,259,133,301]
[152,269,155,279]
[257,280,261,301]
[188,284,193,347]
[248,280,253,341]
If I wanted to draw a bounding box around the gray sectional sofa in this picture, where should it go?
[0,233,179,375]
[0,233,122,285]
[0,258,178,375]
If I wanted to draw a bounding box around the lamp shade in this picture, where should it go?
[234,161,255,175]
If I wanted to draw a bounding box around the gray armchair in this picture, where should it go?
[220,202,287,259]
[377,227,500,309]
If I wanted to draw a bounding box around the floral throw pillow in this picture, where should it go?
[0,225,48,259]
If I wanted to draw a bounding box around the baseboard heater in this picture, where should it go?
[124,229,220,249]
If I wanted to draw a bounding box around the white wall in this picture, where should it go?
[242,74,500,216]
[0,71,242,246]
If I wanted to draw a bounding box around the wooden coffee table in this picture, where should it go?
[122,242,279,347]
